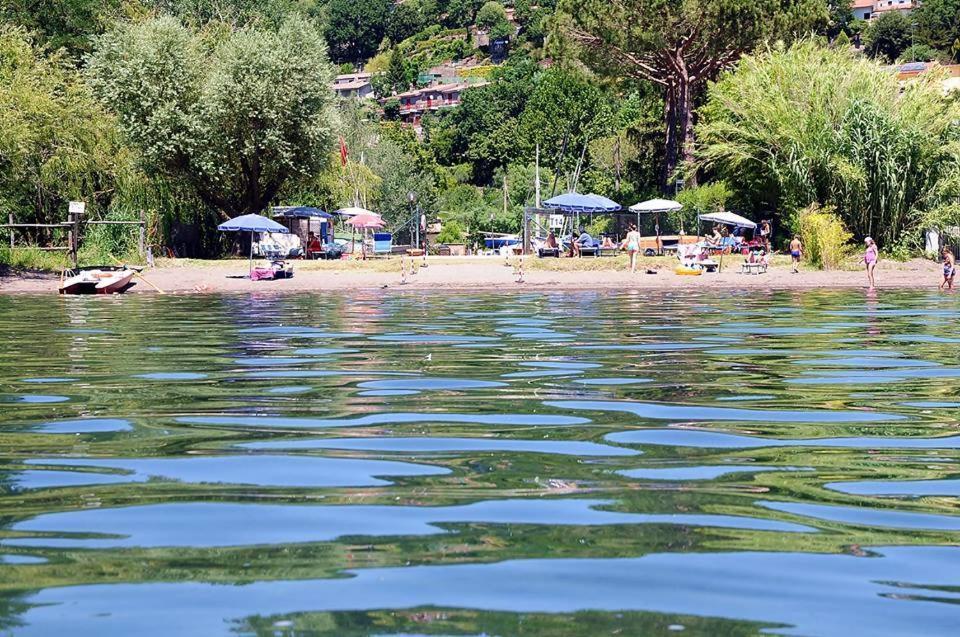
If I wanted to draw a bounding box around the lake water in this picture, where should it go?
[1,289,960,636]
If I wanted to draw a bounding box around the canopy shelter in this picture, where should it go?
[217,213,288,278]
[272,206,332,244]
[630,198,683,255]
[698,211,757,230]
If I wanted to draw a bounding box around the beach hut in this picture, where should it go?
[217,213,289,278]
[629,198,683,255]
[272,206,332,245]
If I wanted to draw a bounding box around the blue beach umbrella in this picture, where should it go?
[218,214,289,277]
[543,192,621,213]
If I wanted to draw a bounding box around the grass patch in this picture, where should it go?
[0,246,70,272]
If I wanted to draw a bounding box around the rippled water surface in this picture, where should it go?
[2,289,960,636]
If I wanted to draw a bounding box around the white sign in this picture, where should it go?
[68,201,86,215]
[549,215,563,229]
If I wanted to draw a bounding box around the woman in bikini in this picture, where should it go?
[940,247,955,291]
[622,224,642,273]
[863,237,878,289]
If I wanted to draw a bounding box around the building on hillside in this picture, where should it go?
[851,0,875,20]
[895,62,960,94]
[388,81,489,129]
[332,73,374,100]
[851,0,918,20]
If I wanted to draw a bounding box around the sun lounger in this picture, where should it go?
[740,262,768,275]
[538,247,560,258]
[677,244,719,272]
[599,247,619,257]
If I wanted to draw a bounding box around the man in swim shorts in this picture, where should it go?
[789,236,803,273]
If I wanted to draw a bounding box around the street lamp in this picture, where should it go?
[407,191,419,250]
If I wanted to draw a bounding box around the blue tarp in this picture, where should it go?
[543,192,621,213]
[218,214,289,233]
[272,206,331,219]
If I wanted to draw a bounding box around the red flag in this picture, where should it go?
[339,137,348,166]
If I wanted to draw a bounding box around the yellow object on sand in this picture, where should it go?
[674,265,703,276]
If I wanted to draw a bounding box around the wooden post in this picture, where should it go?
[70,212,80,268]
[7,213,13,249]
[138,209,146,257]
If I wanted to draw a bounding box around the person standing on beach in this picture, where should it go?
[622,224,642,273]
[760,220,772,252]
[863,237,878,289]
[940,247,955,291]
[789,236,803,273]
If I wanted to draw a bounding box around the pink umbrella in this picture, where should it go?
[344,212,385,258]
[345,212,385,228]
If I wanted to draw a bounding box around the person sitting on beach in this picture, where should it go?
[940,247,955,291]
[707,226,723,246]
[790,236,803,273]
[545,231,558,249]
[601,236,616,249]
[572,227,594,257]
[307,232,322,257]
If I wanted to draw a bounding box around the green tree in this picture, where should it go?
[87,16,338,218]
[476,1,508,30]
[864,11,913,62]
[825,0,855,39]
[0,25,124,226]
[696,41,960,246]
[444,0,483,28]
[324,0,391,64]
[519,67,614,184]
[898,43,948,63]
[386,1,426,44]
[0,0,128,56]
[556,0,827,189]
[374,47,416,96]
[913,0,960,61]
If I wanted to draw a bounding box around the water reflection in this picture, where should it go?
[2,289,960,636]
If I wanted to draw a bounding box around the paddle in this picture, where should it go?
[110,255,165,294]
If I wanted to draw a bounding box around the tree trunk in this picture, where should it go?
[676,71,697,187]
[661,83,678,192]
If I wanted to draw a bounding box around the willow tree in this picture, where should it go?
[87,15,337,218]
[556,0,825,189]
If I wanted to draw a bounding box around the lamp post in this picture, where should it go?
[407,191,418,250]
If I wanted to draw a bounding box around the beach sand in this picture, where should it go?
[0,256,944,294]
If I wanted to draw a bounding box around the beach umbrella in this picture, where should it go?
[543,192,621,213]
[217,213,288,278]
[630,198,683,254]
[697,211,757,229]
[344,212,385,258]
[333,206,374,217]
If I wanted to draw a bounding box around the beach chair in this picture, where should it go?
[678,244,719,272]
[372,233,393,258]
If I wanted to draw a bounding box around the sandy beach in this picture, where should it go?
[0,255,946,294]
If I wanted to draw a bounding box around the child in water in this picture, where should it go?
[941,248,956,291]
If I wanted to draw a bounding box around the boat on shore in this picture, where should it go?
[59,266,138,295]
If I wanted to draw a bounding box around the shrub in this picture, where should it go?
[796,203,852,270]
[436,219,467,243]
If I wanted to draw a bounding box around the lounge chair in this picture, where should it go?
[677,244,719,272]
[372,233,393,258]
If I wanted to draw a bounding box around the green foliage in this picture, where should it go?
[0,246,70,271]
[898,44,949,63]
[696,40,960,246]
[0,0,128,56]
[0,25,127,226]
[386,1,426,44]
[436,218,467,243]
[87,15,338,218]
[825,0,855,39]
[913,0,960,62]
[476,2,507,30]
[864,11,912,62]
[444,0,484,28]
[556,0,828,187]
[373,47,417,96]
[675,182,732,233]
[324,0,391,64]
[796,203,852,270]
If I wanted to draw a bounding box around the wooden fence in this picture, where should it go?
[0,210,146,267]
